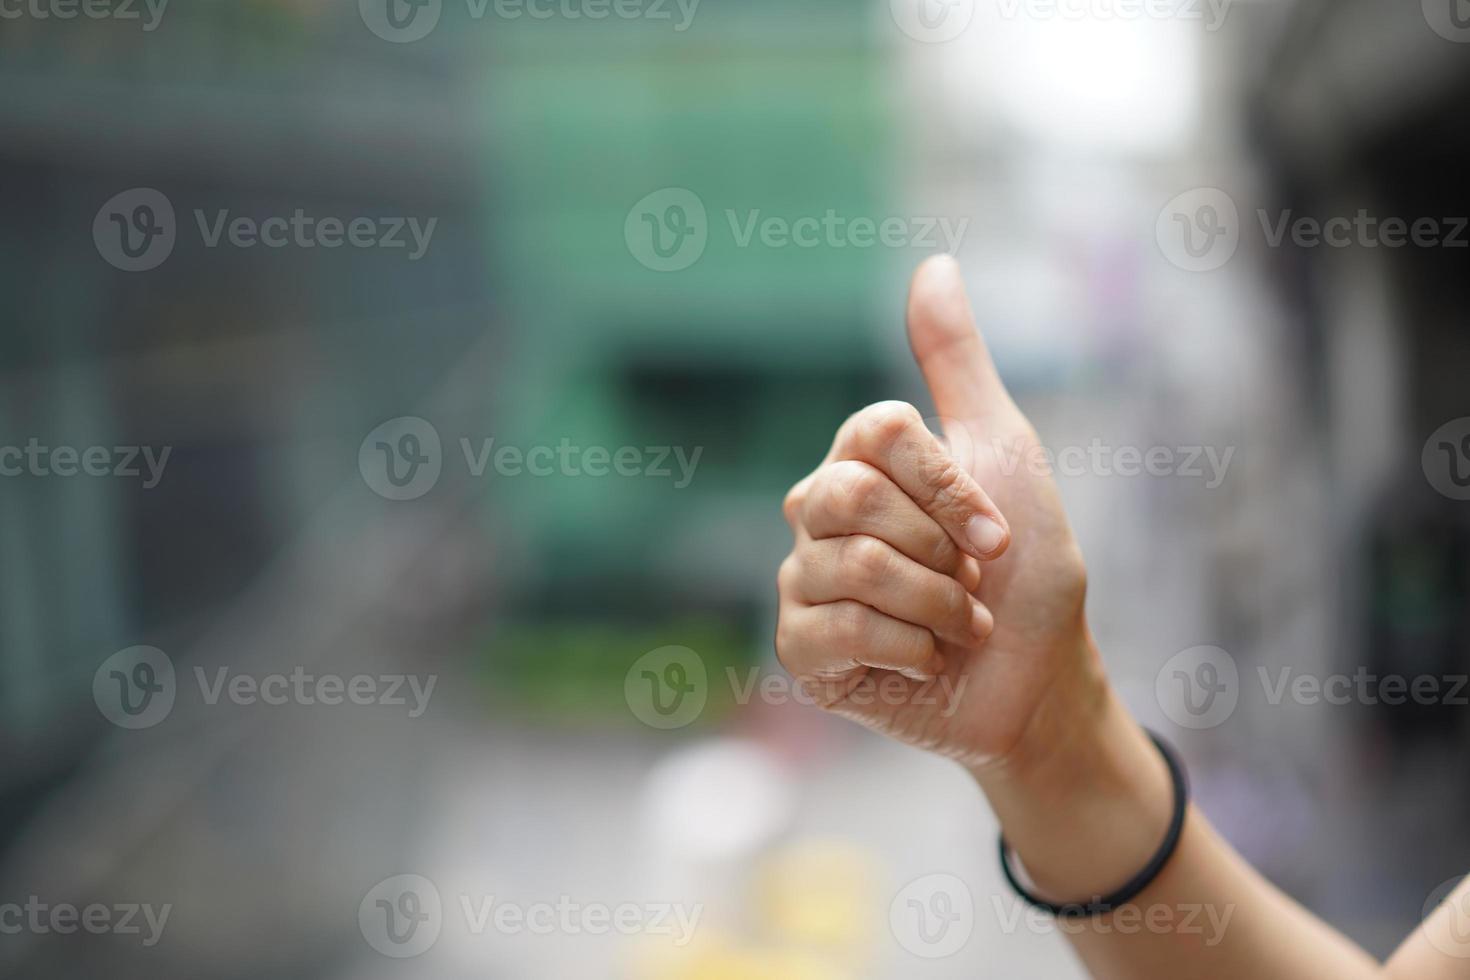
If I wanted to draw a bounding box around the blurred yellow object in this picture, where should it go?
[634,937,849,980]
[754,839,879,953]
[627,839,879,980]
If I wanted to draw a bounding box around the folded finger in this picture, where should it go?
[792,535,992,647]
[800,460,982,585]
[776,598,941,681]
[832,401,1009,560]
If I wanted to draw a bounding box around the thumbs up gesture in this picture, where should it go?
[777,255,1095,771]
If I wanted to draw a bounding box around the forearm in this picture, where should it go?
[970,635,1382,980]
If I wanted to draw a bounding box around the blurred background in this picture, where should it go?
[2,0,1469,976]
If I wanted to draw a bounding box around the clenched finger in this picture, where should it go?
[776,599,940,681]
[832,401,1009,560]
[790,535,993,647]
[798,459,981,589]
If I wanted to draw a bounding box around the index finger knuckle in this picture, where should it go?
[854,400,924,457]
[815,460,886,526]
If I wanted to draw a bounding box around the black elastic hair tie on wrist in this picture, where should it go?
[998,729,1189,919]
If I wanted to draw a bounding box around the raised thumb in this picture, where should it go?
[905,255,1012,423]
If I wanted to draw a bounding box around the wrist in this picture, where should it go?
[975,626,1112,784]
[968,633,1174,903]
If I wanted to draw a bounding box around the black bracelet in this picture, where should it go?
[998,729,1189,919]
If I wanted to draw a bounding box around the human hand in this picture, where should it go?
[776,255,1097,771]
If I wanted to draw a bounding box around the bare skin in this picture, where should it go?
[776,254,1470,978]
